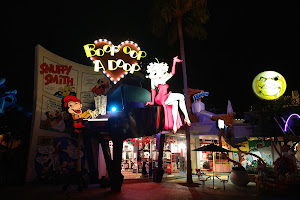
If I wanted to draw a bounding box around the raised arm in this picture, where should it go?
[170,56,183,75]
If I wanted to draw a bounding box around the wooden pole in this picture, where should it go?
[176,5,193,185]
[213,152,216,189]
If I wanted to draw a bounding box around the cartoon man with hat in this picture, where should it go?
[63,95,92,133]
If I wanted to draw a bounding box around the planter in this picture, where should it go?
[248,174,256,182]
[230,169,250,187]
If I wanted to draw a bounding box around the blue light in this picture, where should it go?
[111,107,117,112]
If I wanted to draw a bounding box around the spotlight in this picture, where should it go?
[111,107,117,112]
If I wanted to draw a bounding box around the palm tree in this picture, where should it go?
[151,0,209,184]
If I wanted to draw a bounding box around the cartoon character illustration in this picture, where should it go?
[54,85,76,98]
[91,79,109,96]
[63,95,97,133]
[35,137,85,179]
[46,140,62,171]
[145,56,191,133]
[240,154,252,168]
[45,110,65,132]
[252,71,286,100]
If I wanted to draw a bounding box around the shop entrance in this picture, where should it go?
[98,134,188,179]
[197,136,232,173]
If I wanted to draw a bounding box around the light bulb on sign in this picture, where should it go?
[83,38,146,84]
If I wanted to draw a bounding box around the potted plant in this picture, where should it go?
[230,165,250,187]
[246,166,257,182]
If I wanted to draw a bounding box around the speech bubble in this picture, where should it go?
[80,91,94,104]
[38,146,55,154]
[67,146,84,159]
[83,76,97,87]
[36,156,49,165]
[47,99,61,112]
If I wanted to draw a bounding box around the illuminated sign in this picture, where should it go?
[83,39,147,84]
[193,91,209,101]
[284,113,300,132]
[252,71,287,100]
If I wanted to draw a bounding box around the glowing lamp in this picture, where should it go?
[111,107,117,112]
[252,71,287,100]
[217,119,225,130]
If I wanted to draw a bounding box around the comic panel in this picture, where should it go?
[39,95,72,133]
[81,72,110,109]
[35,136,85,179]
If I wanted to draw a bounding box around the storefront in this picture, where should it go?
[107,134,188,179]
[103,134,300,180]
[197,135,232,173]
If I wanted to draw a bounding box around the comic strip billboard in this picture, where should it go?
[26,45,110,182]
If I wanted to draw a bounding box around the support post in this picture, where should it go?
[83,134,99,183]
[110,138,124,192]
[77,132,81,172]
[153,133,165,182]
[99,139,113,180]
[185,126,193,184]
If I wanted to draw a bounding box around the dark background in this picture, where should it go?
[3,1,299,117]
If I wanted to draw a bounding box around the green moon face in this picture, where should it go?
[252,71,287,100]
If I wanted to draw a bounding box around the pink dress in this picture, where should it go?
[155,84,183,130]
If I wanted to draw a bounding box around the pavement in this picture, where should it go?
[0,175,297,200]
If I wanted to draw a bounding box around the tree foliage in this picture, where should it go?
[252,95,300,113]
[151,0,210,45]
[0,106,31,151]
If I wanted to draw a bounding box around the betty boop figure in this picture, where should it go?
[145,56,191,133]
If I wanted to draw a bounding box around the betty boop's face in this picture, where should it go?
[146,63,169,80]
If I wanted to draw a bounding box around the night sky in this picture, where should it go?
[3,1,299,117]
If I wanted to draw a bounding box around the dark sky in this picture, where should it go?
[3,1,299,117]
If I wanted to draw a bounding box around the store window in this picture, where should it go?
[108,135,189,179]
[197,138,231,173]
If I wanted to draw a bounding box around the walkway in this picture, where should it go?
[0,175,296,200]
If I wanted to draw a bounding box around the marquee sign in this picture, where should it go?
[84,39,147,84]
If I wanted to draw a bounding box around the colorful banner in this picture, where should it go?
[230,141,249,152]
[232,140,274,168]
[26,45,110,182]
